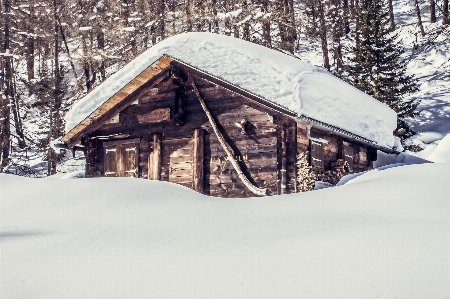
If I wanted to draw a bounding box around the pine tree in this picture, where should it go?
[347,0,420,139]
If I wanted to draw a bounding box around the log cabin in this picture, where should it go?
[58,33,401,197]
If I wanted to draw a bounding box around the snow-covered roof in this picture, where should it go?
[64,32,398,148]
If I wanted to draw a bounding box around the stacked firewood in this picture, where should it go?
[318,159,351,185]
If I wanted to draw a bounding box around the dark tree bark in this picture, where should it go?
[185,0,193,32]
[388,0,395,30]
[159,0,166,39]
[277,0,296,53]
[444,0,449,25]
[414,0,426,37]
[430,0,436,22]
[317,0,330,70]
[1,0,12,170]
[343,0,350,34]
[242,0,251,41]
[261,0,271,47]
[26,0,35,81]
[330,0,344,75]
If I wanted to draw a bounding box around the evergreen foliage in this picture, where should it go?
[347,0,420,139]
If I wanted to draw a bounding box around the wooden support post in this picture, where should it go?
[192,128,204,193]
[148,134,161,180]
[280,126,287,195]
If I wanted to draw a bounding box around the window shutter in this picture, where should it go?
[342,142,354,172]
[104,146,118,176]
[310,140,324,171]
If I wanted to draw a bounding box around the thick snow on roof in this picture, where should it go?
[65,32,398,148]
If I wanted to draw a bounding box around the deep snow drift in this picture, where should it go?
[64,32,397,148]
[1,162,449,299]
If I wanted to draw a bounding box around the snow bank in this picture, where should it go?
[421,133,450,163]
[1,163,449,299]
[65,32,397,148]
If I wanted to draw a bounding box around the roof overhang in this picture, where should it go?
[296,116,400,154]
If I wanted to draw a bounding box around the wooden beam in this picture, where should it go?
[192,128,204,194]
[279,126,287,195]
[148,134,161,180]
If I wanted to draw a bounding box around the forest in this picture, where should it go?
[0,0,449,176]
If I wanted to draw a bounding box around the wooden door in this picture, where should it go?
[161,137,194,188]
[121,143,139,177]
[104,145,118,177]
[103,138,140,177]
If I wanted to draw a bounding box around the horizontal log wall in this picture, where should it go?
[88,73,290,197]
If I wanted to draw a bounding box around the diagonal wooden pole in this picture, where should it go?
[192,82,267,196]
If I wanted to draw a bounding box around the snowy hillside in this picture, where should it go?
[1,160,449,299]
[297,0,450,153]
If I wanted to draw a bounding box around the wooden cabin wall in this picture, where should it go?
[296,123,374,186]
[86,73,295,197]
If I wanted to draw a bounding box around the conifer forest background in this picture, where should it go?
[0,0,449,175]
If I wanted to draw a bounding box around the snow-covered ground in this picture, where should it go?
[1,140,449,298]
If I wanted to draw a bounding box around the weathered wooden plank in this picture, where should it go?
[169,168,193,177]
[279,126,287,195]
[162,156,193,164]
[342,141,354,171]
[148,134,161,180]
[103,138,140,147]
[192,128,204,193]
[137,107,171,124]
[139,91,176,104]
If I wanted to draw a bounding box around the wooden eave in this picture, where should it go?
[296,115,400,154]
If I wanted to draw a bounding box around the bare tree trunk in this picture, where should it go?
[96,31,106,81]
[430,0,436,22]
[444,0,449,25]
[186,0,193,32]
[317,0,330,70]
[10,63,26,148]
[47,0,61,176]
[160,0,166,39]
[343,0,350,34]
[414,0,426,37]
[331,0,344,75]
[242,0,251,41]
[388,0,395,30]
[1,0,12,170]
[26,0,35,81]
[262,0,271,47]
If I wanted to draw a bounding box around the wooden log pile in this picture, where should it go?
[318,159,351,185]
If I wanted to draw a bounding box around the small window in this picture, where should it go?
[310,140,324,172]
